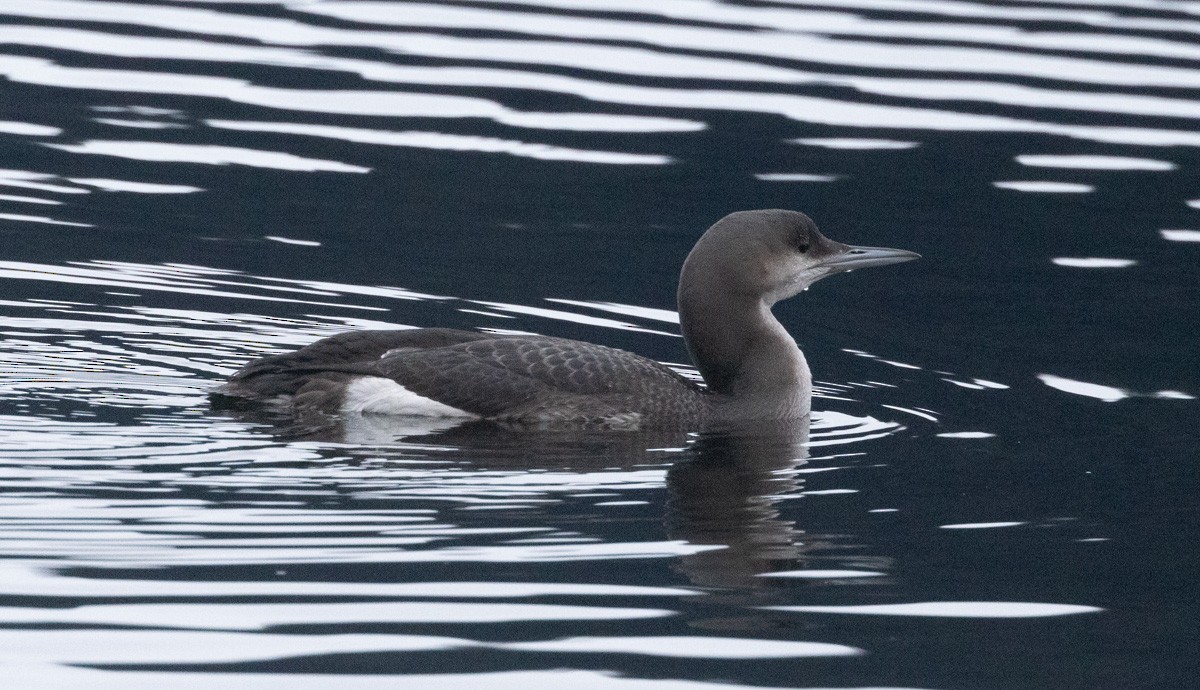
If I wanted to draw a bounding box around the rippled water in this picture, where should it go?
[1,0,1197,687]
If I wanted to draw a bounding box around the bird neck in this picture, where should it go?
[678,288,811,418]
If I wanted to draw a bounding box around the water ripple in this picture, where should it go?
[0,1,1151,683]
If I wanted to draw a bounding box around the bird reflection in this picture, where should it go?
[212,407,818,589]
[666,420,811,589]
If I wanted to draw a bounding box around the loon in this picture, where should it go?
[213,209,919,428]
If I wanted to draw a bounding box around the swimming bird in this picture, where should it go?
[213,210,918,428]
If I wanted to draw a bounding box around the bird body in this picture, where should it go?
[213,210,918,428]
[217,328,710,427]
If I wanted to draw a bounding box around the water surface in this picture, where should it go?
[0,0,1197,687]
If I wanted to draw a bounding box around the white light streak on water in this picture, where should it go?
[92,117,188,129]
[0,629,472,665]
[3,666,913,690]
[0,178,90,194]
[505,636,864,658]
[1051,257,1137,268]
[469,301,680,336]
[768,602,1103,617]
[940,521,1026,529]
[264,236,321,247]
[994,181,1095,193]
[1161,229,1200,242]
[7,21,1200,147]
[544,300,681,324]
[880,405,937,421]
[303,3,1200,90]
[1037,374,1129,402]
[0,54,702,136]
[45,141,372,173]
[791,138,919,149]
[0,213,92,227]
[0,194,61,205]
[207,120,674,165]
[1016,154,1175,170]
[68,178,204,193]
[0,262,384,309]
[754,173,841,182]
[0,601,673,629]
[1154,390,1196,400]
[760,570,886,578]
[0,120,62,136]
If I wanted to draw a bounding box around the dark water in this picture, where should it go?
[1,0,1198,687]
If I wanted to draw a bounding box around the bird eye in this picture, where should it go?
[796,241,810,253]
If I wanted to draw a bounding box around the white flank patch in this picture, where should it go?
[342,377,477,418]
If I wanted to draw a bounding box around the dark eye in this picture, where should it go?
[796,241,810,253]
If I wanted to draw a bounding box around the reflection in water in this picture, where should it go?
[230,410,847,593]
[666,422,812,590]
[0,396,911,681]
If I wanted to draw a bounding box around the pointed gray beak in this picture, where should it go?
[819,245,921,272]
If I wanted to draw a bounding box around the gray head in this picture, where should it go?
[679,209,920,306]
